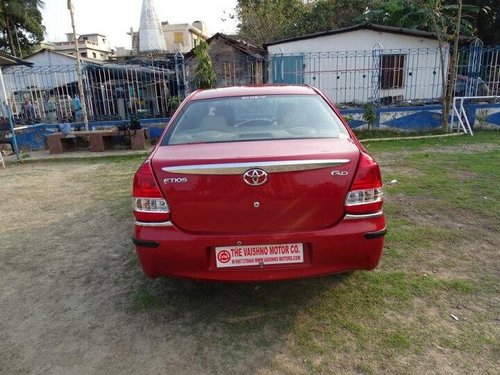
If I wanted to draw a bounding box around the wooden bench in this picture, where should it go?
[46,128,149,154]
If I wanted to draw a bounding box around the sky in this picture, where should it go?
[41,0,239,49]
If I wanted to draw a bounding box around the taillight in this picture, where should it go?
[345,152,383,215]
[133,161,170,222]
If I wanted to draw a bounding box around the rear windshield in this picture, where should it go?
[162,94,349,145]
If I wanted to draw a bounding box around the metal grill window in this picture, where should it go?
[380,54,406,89]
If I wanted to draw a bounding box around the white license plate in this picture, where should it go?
[215,243,304,268]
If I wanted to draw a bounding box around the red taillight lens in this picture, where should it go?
[133,161,170,222]
[345,152,383,215]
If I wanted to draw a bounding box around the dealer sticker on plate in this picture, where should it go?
[215,243,304,268]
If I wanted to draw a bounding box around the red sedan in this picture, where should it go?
[132,85,385,281]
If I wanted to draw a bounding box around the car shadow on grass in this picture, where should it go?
[127,271,351,373]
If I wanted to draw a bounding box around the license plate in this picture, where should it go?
[215,243,304,268]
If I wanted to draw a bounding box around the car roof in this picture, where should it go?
[190,85,318,100]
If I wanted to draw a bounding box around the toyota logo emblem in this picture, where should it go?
[243,169,268,186]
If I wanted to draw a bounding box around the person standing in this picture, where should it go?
[22,99,35,124]
[72,95,84,124]
[45,95,58,124]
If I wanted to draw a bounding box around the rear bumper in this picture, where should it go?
[133,214,386,281]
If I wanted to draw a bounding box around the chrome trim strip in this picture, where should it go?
[162,159,351,175]
[344,211,384,220]
[134,221,173,227]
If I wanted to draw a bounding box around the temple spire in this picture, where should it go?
[139,0,167,52]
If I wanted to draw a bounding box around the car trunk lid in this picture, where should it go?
[151,138,360,233]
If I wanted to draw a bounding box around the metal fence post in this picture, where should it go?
[175,52,186,99]
[6,103,19,159]
[371,43,383,103]
[0,67,19,160]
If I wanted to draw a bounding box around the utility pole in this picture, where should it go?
[68,0,89,130]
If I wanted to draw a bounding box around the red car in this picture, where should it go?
[132,85,385,281]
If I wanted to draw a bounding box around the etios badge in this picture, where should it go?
[243,169,268,186]
[164,177,188,184]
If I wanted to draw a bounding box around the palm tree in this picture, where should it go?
[0,0,45,57]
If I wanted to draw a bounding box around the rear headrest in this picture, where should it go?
[277,102,307,126]
[200,115,228,129]
[215,105,235,127]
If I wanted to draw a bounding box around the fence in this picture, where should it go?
[183,43,499,105]
[456,42,500,97]
[2,43,499,125]
[3,62,176,125]
[267,44,500,105]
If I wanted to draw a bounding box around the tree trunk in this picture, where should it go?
[13,24,23,58]
[5,19,17,57]
[443,0,463,132]
[431,5,448,131]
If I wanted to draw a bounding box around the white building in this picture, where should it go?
[162,21,208,53]
[53,33,116,61]
[130,21,208,55]
[266,24,450,104]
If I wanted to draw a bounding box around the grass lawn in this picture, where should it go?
[0,131,498,374]
[181,131,499,374]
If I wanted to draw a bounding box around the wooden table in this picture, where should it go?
[46,128,149,154]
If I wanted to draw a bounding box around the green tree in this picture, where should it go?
[236,0,306,46]
[236,0,495,45]
[465,0,498,44]
[359,0,480,36]
[362,102,377,131]
[295,0,366,36]
[193,40,217,89]
[0,0,45,57]
[237,0,367,45]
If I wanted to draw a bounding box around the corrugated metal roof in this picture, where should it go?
[0,51,33,66]
[23,49,103,65]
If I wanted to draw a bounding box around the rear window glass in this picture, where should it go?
[162,95,349,145]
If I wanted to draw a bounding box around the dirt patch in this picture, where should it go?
[380,165,426,181]
[382,187,500,280]
[0,160,318,374]
[421,142,500,154]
